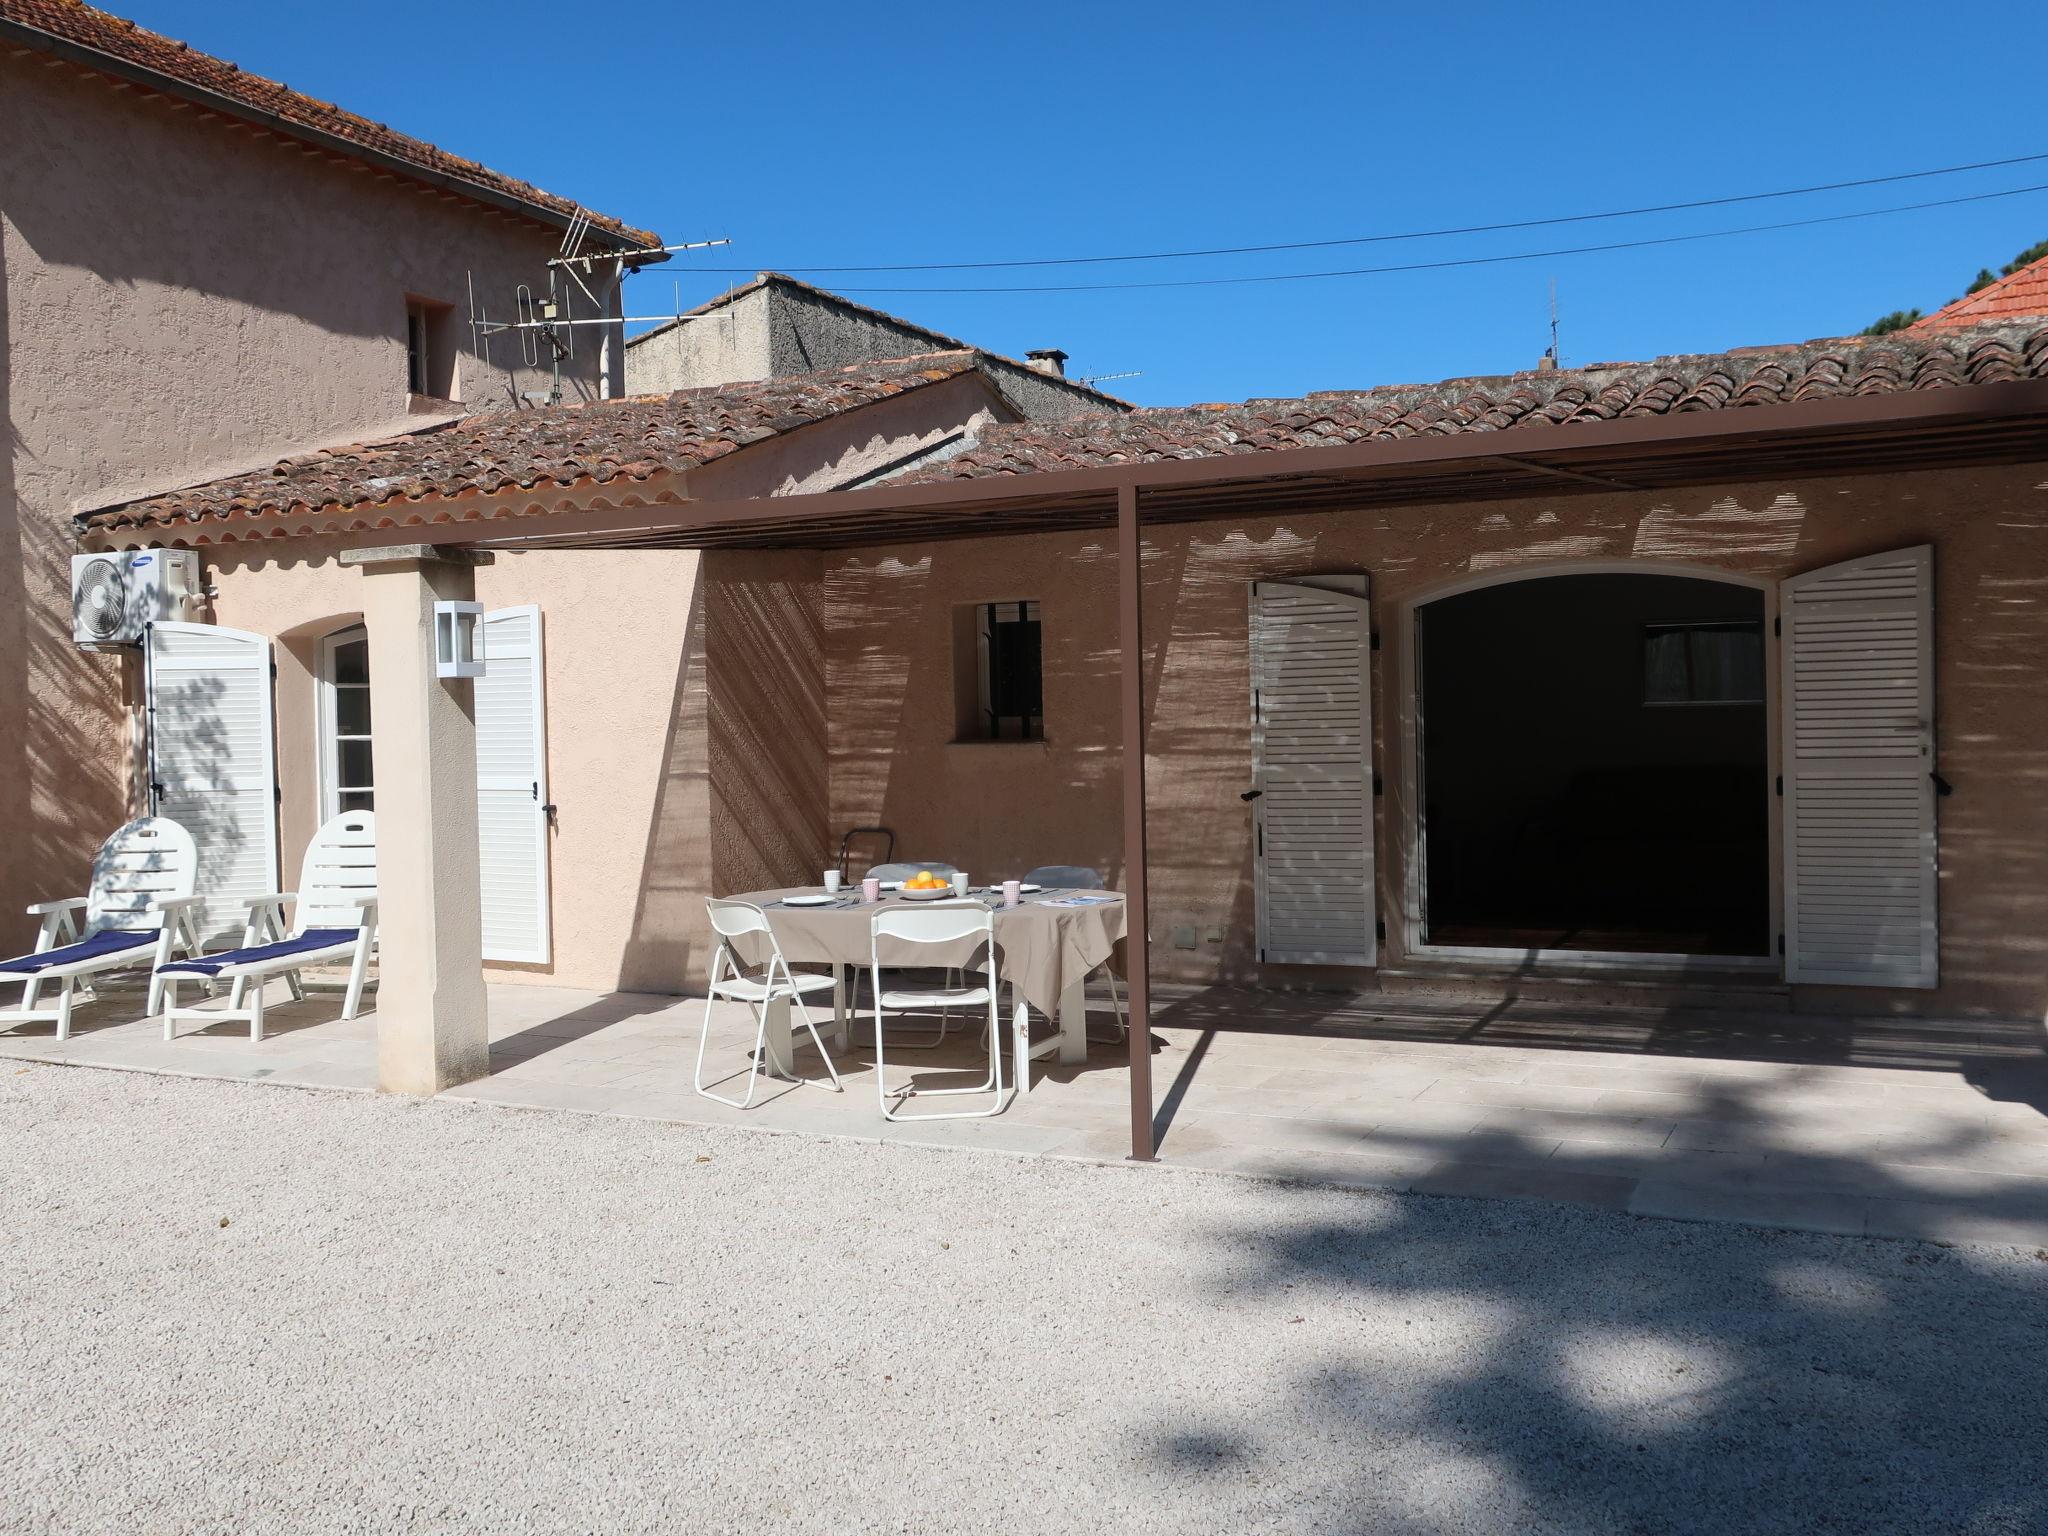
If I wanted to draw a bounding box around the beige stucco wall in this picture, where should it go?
[0,46,616,950]
[197,376,1003,992]
[815,460,2048,1021]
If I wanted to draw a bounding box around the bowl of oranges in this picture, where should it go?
[898,870,956,900]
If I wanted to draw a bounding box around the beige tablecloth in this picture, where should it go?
[728,888,1126,1019]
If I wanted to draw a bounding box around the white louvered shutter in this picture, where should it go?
[476,606,551,964]
[1248,578,1376,965]
[1781,546,1937,988]
[146,621,279,944]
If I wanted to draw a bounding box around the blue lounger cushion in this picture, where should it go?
[0,928,160,975]
[157,928,362,977]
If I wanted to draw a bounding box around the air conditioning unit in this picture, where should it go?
[71,550,202,650]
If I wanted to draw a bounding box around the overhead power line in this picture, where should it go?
[676,150,2048,277]
[819,182,2048,295]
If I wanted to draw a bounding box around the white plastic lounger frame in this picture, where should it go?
[158,810,378,1042]
[871,903,1010,1121]
[695,899,843,1108]
[0,817,203,1040]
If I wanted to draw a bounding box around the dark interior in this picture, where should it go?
[1419,573,1769,956]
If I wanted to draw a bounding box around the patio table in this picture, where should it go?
[727,887,1127,1094]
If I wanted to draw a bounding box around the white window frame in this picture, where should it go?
[316,625,374,824]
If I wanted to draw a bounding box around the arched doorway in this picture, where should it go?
[1415,570,1771,958]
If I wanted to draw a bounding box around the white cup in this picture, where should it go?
[951,871,969,898]
[862,876,881,904]
[823,870,841,894]
[1002,879,1022,908]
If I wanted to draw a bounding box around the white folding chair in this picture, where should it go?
[157,811,378,1042]
[871,902,1010,1121]
[0,817,204,1039]
[859,863,964,1029]
[1022,864,1127,1042]
[695,898,842,1108]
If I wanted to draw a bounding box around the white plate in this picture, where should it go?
[879,881,904,892]
[781,893,837,907]
[1020,883,1044,893]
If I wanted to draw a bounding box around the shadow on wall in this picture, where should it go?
[705,552,829,898]
[617,565,711,994]
[0,229,130,951]
[1138,984,2048,1527]
[616,553,829,995]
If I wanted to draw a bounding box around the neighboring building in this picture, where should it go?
[1908,249,2048,333]
[81,321,2048,1027]
[0,0,656,948]
[624,271,1127,420]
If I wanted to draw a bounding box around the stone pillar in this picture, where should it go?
[343,544,492,1094]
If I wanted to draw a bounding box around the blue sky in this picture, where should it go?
[126,1,2048,406]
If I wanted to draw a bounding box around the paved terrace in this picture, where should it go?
[4,982,2047,1250]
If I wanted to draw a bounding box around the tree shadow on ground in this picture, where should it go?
[1146,1151,2048,1534]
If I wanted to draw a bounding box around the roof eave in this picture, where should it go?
[0,16,658,250]
[92,373,2048,554]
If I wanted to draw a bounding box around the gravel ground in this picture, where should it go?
[4,1065,2047,1535]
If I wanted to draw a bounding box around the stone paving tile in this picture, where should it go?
[1410,1160,1639,1211]
[1416,1079,1618,1112]
[1863,1194,2048,1249]
[1164,1140,1434,1194]
[1466,1107,1677,1151]
[1629,1179,1870,1237]
[19,980,2048,1250]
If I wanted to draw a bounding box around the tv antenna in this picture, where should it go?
[1077,369,1143,389]
[1545,277,1561,368]
[468,219,735,403]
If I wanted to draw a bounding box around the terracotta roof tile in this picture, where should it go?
[85,354,985,535]
[900,324,2048,484]
[1909,253,2048,334]
[0,0,655,246]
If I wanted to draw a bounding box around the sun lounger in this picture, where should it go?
[157,810,377,1042]
[0,817,204,1039]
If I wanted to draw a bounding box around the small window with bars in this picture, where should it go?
[1643,620,1765,705]
[971,600,1043,741]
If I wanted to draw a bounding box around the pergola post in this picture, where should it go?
[342,543,492,1094]
[1118,484,1156,1162]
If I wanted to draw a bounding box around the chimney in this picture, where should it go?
[1025,348,1069,377]
[1536,351,1557,372]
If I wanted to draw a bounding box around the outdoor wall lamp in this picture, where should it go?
[433,600,486,678]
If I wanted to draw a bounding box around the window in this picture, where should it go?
[405,296,457,401]
[954,600,1043,741]
[318,627,375,817]
[1643,620,1765,705]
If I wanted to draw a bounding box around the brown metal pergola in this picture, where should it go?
[136,375,2048,1162]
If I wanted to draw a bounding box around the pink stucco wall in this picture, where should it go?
[198,372,1008,992]
[815,460,2048,1022]
[0,46,614,949]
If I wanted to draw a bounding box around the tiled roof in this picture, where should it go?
[1908,253,2048,333]
[899,323,2048,483]
[0,0,655,246]
[627,272,1135,411]
[85,354,986,536]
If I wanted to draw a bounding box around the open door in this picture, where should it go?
[146,621,280,944]
[1248,577,1376,965]
[476,606,552,964]
[1780,546,1937,987]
